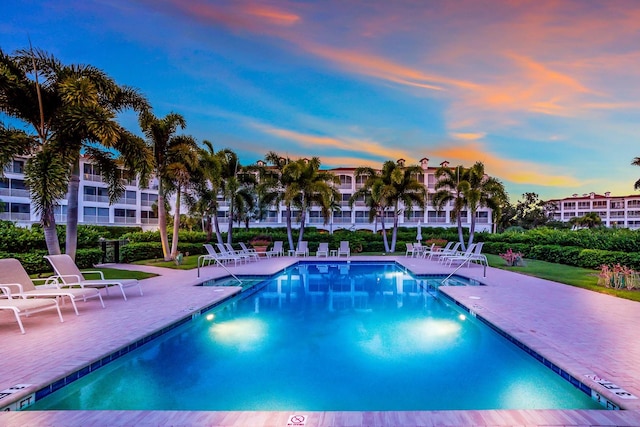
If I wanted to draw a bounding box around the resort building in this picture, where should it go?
[1,156,494,232]
[547,192,640,229]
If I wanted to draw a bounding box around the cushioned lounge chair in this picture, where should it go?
[294,241,309,257]
[45,254,142,301]
[0,286,64,334]
[0,258,105,315]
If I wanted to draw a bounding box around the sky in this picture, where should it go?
[2,0,640,202]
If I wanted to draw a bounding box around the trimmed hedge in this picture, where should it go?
[0,248,102,275]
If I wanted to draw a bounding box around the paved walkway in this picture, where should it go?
[1,255,640,426]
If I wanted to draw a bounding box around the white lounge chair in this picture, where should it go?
[239,242,260,261]
[316,242,329,257]
[215,243,244,266]
[420,243,437,260]
[266,241,284,258]
[337,241,350,257]
[0,285,64,334]
[0,258,105,315]
[224,243,252,263]
[448,242,487,267]
[442,243,477,266]
[45,254,143,301]
[437,242,461,263]
[294,241,309,257]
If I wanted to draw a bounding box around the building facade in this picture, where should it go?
[547,192,640,229]
[1,156,495,232]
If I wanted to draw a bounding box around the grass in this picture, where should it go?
[485,254,640,302]
[133,256,200,270]
[33,267,156,281]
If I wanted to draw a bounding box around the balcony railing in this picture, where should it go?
[114,216,138,224]
[0,212,31,221]
[83,195,109,203]
[0,188,30,198]
[83,173,103,182]
[83,216,111,224]
[141,217,159,225]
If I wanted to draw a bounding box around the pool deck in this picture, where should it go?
[1,255,640,426]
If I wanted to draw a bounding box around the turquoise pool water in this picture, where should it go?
[31,262,601,411]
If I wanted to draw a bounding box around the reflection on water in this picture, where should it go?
[255,262,435,312]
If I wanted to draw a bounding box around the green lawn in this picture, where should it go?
[484,254,640,302]
[33,267,156,281]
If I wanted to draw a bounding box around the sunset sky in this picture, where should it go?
[3,0,640,201]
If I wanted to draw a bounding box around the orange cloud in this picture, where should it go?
[430,142,582,187]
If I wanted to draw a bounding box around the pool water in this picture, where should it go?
[31,262,601,411]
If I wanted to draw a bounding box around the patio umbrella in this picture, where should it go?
[416,220,422,242]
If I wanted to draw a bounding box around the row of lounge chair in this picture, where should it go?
[198,240,352,268]
[405,241,487,267]
[0,255,142,334]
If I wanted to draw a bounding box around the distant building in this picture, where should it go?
[546,192,640,229]
[2,156,495,232]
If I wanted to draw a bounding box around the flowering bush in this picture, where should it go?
[424,238,448,247]
[500,248,524,266]
[250,235,272,246]
[598,264,638,290]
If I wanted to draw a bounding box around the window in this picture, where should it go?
[333,210,351,223]
[55,205,68,223]
[141,210,158,224]
[83,163,102,181]
[83,186,109,203]
[83,207,109,224]
[114,208,137,224]
[427,174,436,188]
[563,202,576,209]
[628,200,640,208]
[577,202,590,209]
[355,211,369,223]
[593,201,607,208]
[264,210,278,223]
[406,210,424,222]
[427,211,446,223]
[341,193,351,206]
[309,211,323,223]
[117,190,137,205]
[141,192,158,207]
[338,175,352,189]
[476,211,489,223]
[611,201,624,209]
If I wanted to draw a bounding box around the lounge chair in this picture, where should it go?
[0,285,64,334]
[420,243,437,260]
[294,241,309,257]
[218,243,248,264]
[447,242,487,267]
[44,254,143,301]
[266,241,284,258]
[239,242,260,261]
[442,243,477,266]
[337,241,350,257]
[437,242,461,263]
[316,242,329,257]
[0,258,105,315]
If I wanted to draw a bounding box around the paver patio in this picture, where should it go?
[1,255,639,426]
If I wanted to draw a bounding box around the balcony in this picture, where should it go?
[0,188,30,198]
[83,173,103,183]
[141,217,159,225]
[83,194,109,203]
[114,216,138,224]
[0,212,31,221]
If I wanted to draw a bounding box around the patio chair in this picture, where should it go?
[337,241,350,257]
[405,243,416,257]
[44,254,143,301]
[0,258,105,315]
[238,242,260,261]
[448,242,487,267]
[215,243,244,265]
[437,242,461,263]
[420,243,437,260]
[442,243,477,266]
[266,241,284,258]
[316,242,329,257]
[0,285,64,334]
[294,241,309,257]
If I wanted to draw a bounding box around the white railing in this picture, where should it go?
[83,195,110,203]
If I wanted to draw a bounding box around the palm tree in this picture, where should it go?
[350,166,393,252]
[461,162,507,246]
[570,212,602,229]
[139,111,188,261]
[258,152,292,246]
[379,161,427,252]
[165,135,199,258]
[0,47,151,258]
[217,149,256,244]
[187,140,224,244]
[281,157,339,246]
[433,164,469,249]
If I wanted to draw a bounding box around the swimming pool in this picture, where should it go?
[30,262,601,411]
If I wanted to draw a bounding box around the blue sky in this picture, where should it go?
[3,0,640,201]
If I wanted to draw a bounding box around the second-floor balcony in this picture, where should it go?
[0,212,31,221]
[83,194,110,203]
[0,188,30,198]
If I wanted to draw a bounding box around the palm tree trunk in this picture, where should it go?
[227,197,234,245]
[285,205,294,250]
[65,160,80,260]
[380,211,390,253]
[157,181,171,261]
[212,213,224,244]
[468,211,476,247]
[42,207,61,255]
[390,206,399,252]
[298,210,306,245]
[170,185,181,258]
[457,214,466,251]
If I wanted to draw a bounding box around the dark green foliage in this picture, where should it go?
[119,241,208,262]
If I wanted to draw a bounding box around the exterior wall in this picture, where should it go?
[547,192,640,229]
[1,156,494,232]
[1,156,160,230]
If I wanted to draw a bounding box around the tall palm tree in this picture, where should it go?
[0,47,151,258]
[165,135,199,258]
[217,149,256,244]
[350,166,393,252]
[258,152,292,246]
[139,111,188,261]
[379,161,427,252]
[187,140,224,244]
[281,157,339,246]
[433,164,469,249]
[462,162,507,246]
